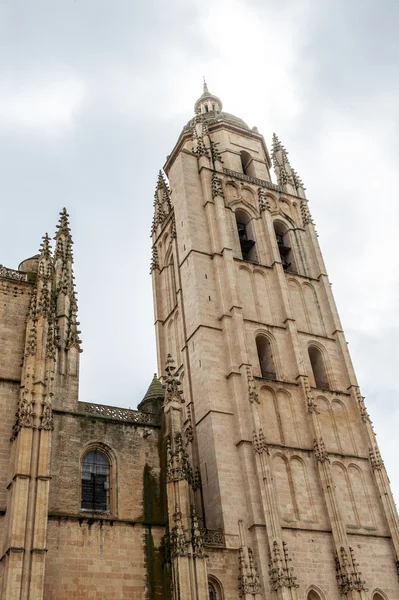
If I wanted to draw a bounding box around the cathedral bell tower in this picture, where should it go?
[151,83,399,600]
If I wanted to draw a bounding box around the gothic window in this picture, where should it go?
[307,591,322,600]
[240,150,256,176]
[235,209,257,262]
[81,450,110,511]
[208,577,223,599]
[273,221,296,272]
[373,593,386,600]
[308,346,330,390]
[256,335,276,380]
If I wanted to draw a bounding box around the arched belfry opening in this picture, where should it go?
[235,209,257,262]
[256,335,276,380]
[240,150,256,177]
[308,346,330,390]
[273,221,296,272]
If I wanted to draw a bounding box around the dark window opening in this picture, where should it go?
[308,346,329,390]
[273,222,295,272]
[235,210,257,262]
[81,450,110,511]
[307,592,322,600]
[205,105,209,112]
[240,150,256,176]
[256,336,276,380]
[208,584,216,600]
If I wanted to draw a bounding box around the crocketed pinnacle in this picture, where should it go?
[29,233,54,319]
[39,233,52,262]
[271,133,305,194]
[53,208,82,352]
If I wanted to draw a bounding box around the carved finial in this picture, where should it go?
[39,233,52,261]
[203,76,208,94]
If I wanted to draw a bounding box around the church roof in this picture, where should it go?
[141,373,164,403]
[184,110,250,132]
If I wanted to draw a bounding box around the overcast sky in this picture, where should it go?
[1,0,398,498]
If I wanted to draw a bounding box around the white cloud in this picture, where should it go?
[0,72,87,137]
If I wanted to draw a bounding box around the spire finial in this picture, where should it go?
[203,76,208,94]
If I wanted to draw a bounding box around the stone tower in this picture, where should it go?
[151,83,399,599]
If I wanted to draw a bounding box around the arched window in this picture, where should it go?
[373,593,386,600]
[273,221,295,272]
[256,336,276,380]
[240,150,256,176]
[308,346,329,390]
[208,577,223,599]
[235,209,257,262]
[81,450,110,511]
[307,591,322,600]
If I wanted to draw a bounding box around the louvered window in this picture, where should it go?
[81,450,109,511]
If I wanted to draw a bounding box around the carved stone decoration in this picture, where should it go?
[246,366,259,404]
[299,199,314,227]
[271,134,295,189]
[166,433,193,485]
[150,245,160,274]
[238,547,262,597]
[268,540,298,592]
[79,401,157,425]
[40,397,54,431]
[314,437,330,464]
[184,424,193,446]
[184,404,193,445]
[353,386,371,423]
[170,215,177,241]
[291,168,306,192]
[191,508,206,558]
[25,322,38,357]
[253,429,269,455]
[171,505,188,557]
[211,171,224,199]
[257,188,270,213]
[302,376,318,413]
[193,467,201,491]
[11,390,35,441]
[0,265,28,282]
[191,114,210,158]
[223,168,284,193]
[210,140,223,165]
[369,445,384,470]
[164,354,184,405]
[151,171,173,235]
[335,546,368,595]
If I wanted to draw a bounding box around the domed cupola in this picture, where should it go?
[194,79,223,115]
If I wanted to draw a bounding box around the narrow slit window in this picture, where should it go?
[256,336,276,380]
[308,346,329,390]
[81,450,110,511]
